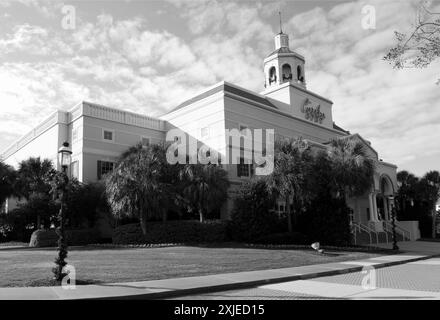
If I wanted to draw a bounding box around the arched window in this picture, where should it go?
[269,66,277,84]
[282,64,292,81]
[297,65,303,81]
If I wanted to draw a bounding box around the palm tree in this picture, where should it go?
[267,137,312,233]
[105,143,175,235]
[179,163,230,222]
[421,170,440,238]
[396,170,419,218]
[326,137,375,201]
[15,157,55,228]
[0,161,16,208]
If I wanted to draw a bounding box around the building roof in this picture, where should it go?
[266,47,294,57]
[168,82,279,113]
[332,122,350,134]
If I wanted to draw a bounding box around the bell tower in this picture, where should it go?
[263,13,306,89]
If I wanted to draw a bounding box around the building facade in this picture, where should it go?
[1,31,419,241]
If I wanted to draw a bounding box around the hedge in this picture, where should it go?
[254,232,309,245]
[112,220,229,244]
[29,229,100,247]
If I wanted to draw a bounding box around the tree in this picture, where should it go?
[15,157,55,228]
[384,3,440,84]
[229,178,278,242]
[267,137,312,232]
[0,161,16,208]
[65,180,108,229]
[179,163,230,222]
[326,137,375,201]
[396,169,440,238]
[421,171,440,238]
[105,143,176,235]
[396,170,420,220]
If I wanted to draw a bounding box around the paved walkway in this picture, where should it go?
[0,241,438,300]
[368,240,440,255]
[174,257,440,300]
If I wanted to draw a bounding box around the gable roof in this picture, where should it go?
[343,133,379,157]
[333,122,350,134]
[168,82,279,114]
[322,133,379,159]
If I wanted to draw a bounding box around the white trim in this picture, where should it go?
[82,147,121,157]
[225,106,343,142]
[261,81,333,105]
[161,91,224,119]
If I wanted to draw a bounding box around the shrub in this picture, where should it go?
[29,229,58,247]
[229,179,281,242]
[298,196,352,246]
[66,229,100,246]
[65,181,108,229]
[28,229,100,247]
[254,232,309,245]
[112,220,229,244]
[0,210,35,243]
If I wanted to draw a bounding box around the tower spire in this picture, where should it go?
[278,11,283,34]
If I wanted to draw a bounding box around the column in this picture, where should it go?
[372,192,379,221]
[368,193,375,222]
[384,197,389,221]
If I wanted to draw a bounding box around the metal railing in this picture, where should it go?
[383,221,411,241]
[352,222,379,245]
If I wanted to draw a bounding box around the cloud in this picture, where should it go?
[287,0,440,171]
[0,0,438,175]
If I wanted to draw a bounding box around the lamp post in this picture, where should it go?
[388,195,399,251]
[53,142,72,282]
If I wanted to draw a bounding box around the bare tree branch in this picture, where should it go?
[384,2,440,84]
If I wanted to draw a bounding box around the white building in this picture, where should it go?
[0,31,420,241]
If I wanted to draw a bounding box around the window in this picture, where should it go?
[237,157,251,177]
[97,161,114,180]
[282,64,292,81]
[297,65,304,82]
[103,130,114,141]
[72,128,79,141]
[141,137,150,146]
[71,161,79,179]
[269,66,277,84]
[200,127,209,138]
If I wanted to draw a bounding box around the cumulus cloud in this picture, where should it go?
[0,0,438,175]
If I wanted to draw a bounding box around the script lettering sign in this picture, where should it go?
[301,98,326,124]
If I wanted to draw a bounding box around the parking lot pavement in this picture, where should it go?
[171,258,440,300]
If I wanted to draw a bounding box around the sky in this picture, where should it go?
[0,0,439,177]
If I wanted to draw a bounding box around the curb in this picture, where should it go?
[89,253,440,300]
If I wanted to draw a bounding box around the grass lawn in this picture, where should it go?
[0,245,384,287]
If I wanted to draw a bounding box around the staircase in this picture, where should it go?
[351,222,411,246]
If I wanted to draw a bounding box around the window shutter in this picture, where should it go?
[97,161,102,180]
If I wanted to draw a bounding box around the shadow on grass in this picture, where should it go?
[23,278,101,287]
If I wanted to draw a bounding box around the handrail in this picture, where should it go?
[384,221,411,241]
[352,222,378,245]
[361,223,379,244]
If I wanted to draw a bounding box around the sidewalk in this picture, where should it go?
[368,240,440,255]
[0,246,438,300]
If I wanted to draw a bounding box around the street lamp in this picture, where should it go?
[388,195,399,251]
[58,142,72,173]
[53,141,72,282]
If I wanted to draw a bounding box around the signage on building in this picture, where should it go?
[301,98,326,124]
